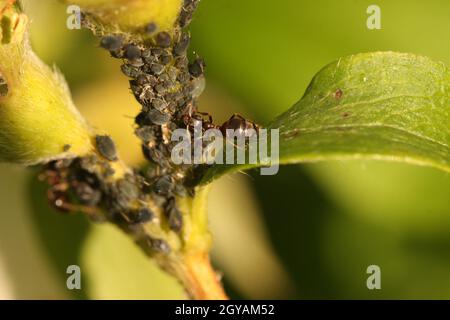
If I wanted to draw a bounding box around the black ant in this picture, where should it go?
[182,103,215,132]
[183,103,260,136]
[219,114,260,138]
[39,161,103,218]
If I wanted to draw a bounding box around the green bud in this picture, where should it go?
[0,7,92,164]
[62,0,183,34]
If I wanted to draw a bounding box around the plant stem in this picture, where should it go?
[176,252,228,300]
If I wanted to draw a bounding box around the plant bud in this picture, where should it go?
[62,0,183,34]
[0,7,92,164]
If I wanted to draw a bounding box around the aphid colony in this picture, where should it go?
[41,154,172,255]
[41,0,260,256]
[41,0,203,256]
[94,0,208,238]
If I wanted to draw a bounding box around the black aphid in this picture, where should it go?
[148,237,171,254]
[189,58,206,77]
[95,135,118,161]
[159,50,172,65]
[73,182,102,206]
[121,64,141,78]
[173,184,188,197]
[155,83,168,95]
[142,145,171,167]
[142,49,156,64]
[135,126,156,143]
[135,111,151,126]
[155,31,172,48]
[141,88,155,101]
[173,32,190,56]
[124,45,142,61]
[148,109,171,125]
[144,22,158,35]
[149,63,165,76]
[131,208,154,224]
[151,48,164,57]
[114,178,140,210]
[166,66,178,81]
[136,74,149,86]
[117,178,140,200]
[100,35,123,52]
[164,91,183,104]
[151,98,168,111]
[129,81,142,98]
[154,175,173,195]
[174,56,189,69]
[165,198,183,232]
[179,0,200,28]
[159,73,170,83]
[177,71,190,83]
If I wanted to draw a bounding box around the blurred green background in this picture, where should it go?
[0,0,449,299]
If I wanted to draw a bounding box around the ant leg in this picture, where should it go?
[47,189,103,218]
[59,200,104,218]
[119,211,132,223]
[197,111,214,124]
[68,202,103,217]
[183,103,196,118]
[253,123,261,132]
[223,137,249,154]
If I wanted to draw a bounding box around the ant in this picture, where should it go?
[183,104,260,137]
[182,103,215,131]
[39,161,103,218]
[219,114,260,138]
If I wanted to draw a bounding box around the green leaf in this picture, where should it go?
[201,52,449,183]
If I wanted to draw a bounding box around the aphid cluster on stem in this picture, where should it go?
[40,159,105,219]
[178,0,200,28]
[41,0,262,258]
[41,155,172,255]
[39,1,207,254]
[95,2,212,235]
